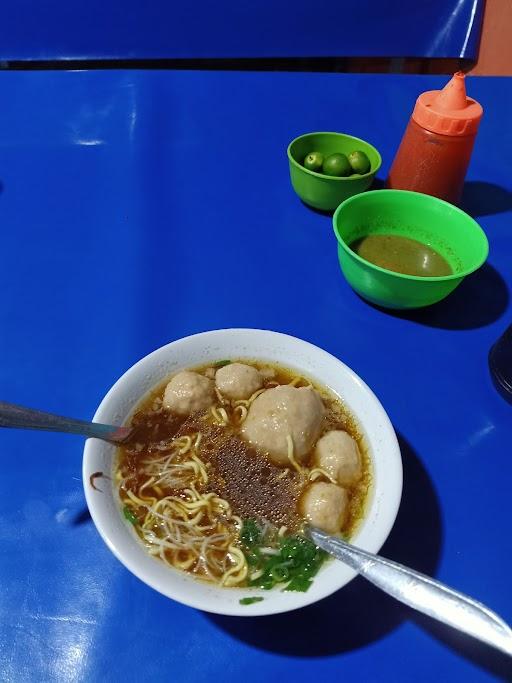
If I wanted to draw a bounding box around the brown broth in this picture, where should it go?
[350,234,453,277]
[116,360,372,539]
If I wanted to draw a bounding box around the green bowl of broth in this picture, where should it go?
[332,189,489,309]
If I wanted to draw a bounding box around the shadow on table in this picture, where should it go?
[300,200,333,217]
[299,178,386,218]
[72,508,92,525]
[411,613,512,682]
[461,181,512,218]
[370,263,508,330]
[301,180,512,221]
[206,432,443,657]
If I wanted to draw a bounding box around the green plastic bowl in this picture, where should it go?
[287,132,382,211]
[333,189,489,309]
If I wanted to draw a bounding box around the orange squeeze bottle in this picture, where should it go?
[386,72,483,205]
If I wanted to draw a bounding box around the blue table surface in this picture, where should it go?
[0,0,483,61]
[0,71,511,682]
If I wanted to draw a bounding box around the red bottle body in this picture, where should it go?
[387,119,477,205]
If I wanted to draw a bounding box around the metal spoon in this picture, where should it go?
[0,401,131,443]
[308,527,512,657]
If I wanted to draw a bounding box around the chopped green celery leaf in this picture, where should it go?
[285,576,313,592]
[280,535,315,560]
[239,597,264,605]
[262,554,283,569]
[123,506,138,525]
[245,551,261,566]
[214,359,231,368]
[269,565,290,582]
[278,536,299,553]
[300,564,320,579]
[250,577,275,590]
[249,567,273,584]
[305,555,322,569]
[241,519,261,547]
[245,532,327,591]
[303,548,317,563]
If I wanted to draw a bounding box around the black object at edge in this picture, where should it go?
[489,324,512,405]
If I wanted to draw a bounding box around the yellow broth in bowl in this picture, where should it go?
[350,234,453,277]
[114,360,372,594]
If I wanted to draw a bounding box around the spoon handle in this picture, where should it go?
[309,527,512,657]
[0,401,130,443]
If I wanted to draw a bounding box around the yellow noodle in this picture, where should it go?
[191,454,208,484]
[248,388,266,404]
[221,546,249,586]
[309,467,337,484]
[174,556,196,570]
[139,479,158,505]
[139,494,158,506]
[119,465,248,586]
[140,476,156,492]
[210,406,229,426]
[177,436,193,455]
[214,387,226,405]
[126,490,147,507]
[234,404,248,423]
[233,387,267,409]
[286,435,303,475]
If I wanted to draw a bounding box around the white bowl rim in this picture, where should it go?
[83,328,403,617]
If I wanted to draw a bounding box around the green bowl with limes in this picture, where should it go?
[287,131,382,211]
[333,189,489,309]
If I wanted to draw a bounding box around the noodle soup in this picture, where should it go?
[115,360,371,593]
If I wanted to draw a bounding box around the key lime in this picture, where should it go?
[348,150,371,175]
[322,153,351,177]
[303,151,324,172]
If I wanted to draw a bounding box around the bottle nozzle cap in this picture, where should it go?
[437,71,468,111]
[412,72,483,136]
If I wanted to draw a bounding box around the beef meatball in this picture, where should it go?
[241,385,325,465]
[300,482,348,533]
[314,430,362,486]
[163,371,215,416]
[215,362,263,401]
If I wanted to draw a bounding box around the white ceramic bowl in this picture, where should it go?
[83,329,402,616]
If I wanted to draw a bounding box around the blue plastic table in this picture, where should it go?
[0,71,511,682]
[0,0,483,62]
